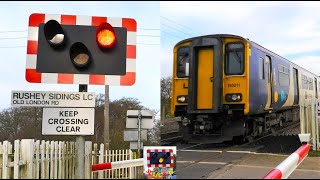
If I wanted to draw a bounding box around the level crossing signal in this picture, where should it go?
[26,13,137,86]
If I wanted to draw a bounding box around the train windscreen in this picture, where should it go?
[177,46,190,78]
[225,43,244,75]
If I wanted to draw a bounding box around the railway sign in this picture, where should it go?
[126,110,154,129]
[143,146,177,179]
[130,142,144,150]
[26,13,137,86]
[42,108,94,135]
[123,130,147,141]
[11,91,95,107]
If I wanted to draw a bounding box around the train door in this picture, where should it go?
[264,55,272,110]
[187,37,222,114]
[197,47,214,109]
[293,68,299,104]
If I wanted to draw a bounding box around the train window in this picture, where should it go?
[279,72,289,86]
[278,65,289,75]
[285,68,289,74]
[177,46,190,78]
[309,77,313,90]
[225,42,244,75]
[259,57,264,79]
[278,64,289,86]
[301,75,308,89]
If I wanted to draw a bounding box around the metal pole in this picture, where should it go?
[312,98,316,150]
[161,105,166,123]
[104,85,110,151]
[75,84,87,179]
[137,110,142,158]
[315,99,320,150]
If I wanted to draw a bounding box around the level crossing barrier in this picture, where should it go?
[92,158,144,171]
[263,134,311,179]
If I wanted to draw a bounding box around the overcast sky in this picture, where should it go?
[160,1,320,78]
[0,1,160,111]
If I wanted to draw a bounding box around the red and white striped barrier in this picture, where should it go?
[263,143,310,179]
[92,158,143,171]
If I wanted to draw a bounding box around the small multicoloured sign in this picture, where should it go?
[143,146,177,179]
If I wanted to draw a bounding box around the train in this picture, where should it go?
[170,34,318,144]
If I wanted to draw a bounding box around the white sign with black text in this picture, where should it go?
[123,130,148,141]
[130,142,143,150]
[11,91,95,107]
[42,108,95,135]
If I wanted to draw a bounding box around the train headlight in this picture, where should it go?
[231,94,238,101]
[226,93,242,102]
[177,95,187,103]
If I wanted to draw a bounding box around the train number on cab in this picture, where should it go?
[227,83,240,88]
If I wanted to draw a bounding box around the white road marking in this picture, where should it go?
[180,143,203,150]
[177,160,196,163]
[177,161,227,165]
[252,152,289,157]
[178,149,316,158]
[177,161,320,173]
[226,150,253,154]
[198,161,227,165]
[227,150,294,157]
[231,164,320,173]
[178,149,223,153]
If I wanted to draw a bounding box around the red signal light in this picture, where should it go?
[96,22,116,48]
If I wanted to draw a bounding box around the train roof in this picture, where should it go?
[248,39,320,78]
[174,34,320,78]
[174,34,247,46]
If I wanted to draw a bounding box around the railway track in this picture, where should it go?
[236,121,301,154]
[161,121,301,154]
[160,131,182,145]
[239,121,300,147]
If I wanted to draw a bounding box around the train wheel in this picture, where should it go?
[245,136,254,143]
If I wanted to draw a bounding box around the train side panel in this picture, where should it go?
[249,43,296,115]
[248,45,268,115]
[249,42,317,115]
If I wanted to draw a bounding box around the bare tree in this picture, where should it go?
[161,76,172,119]
[0,95,161,150]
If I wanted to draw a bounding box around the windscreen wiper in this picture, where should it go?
[231,49,242,64]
